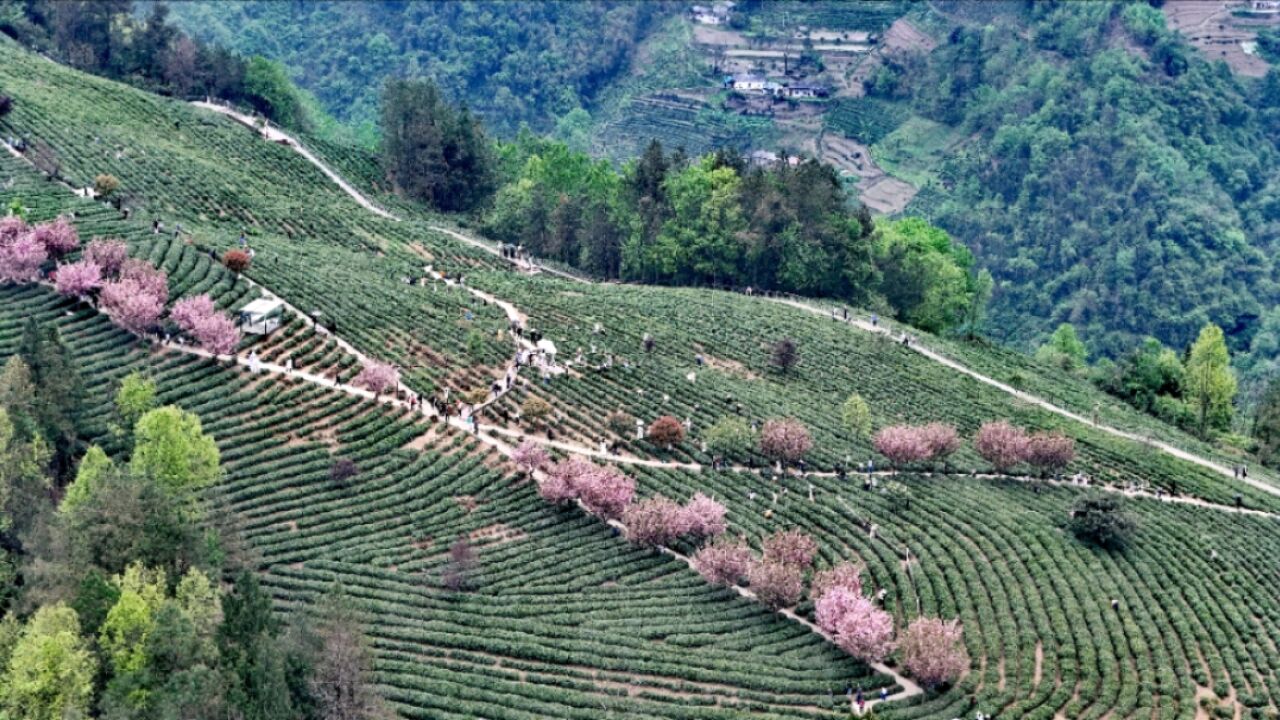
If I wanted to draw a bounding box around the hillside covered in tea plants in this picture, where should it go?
[5,30,1280,720]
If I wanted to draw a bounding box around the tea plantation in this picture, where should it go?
[3,36,1280,720]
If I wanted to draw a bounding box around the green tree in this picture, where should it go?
[218,571,298,720]
[0,603,96,720]
[113,372,158,446]
[243,56,307,130]
[840,393,872,438]
[0,356,37,439]
[1035,323,1089,373]
[705,417,755,456]
[17,320,83,475]
[874,218,973,333]
[99,564,167,676]
[1184,324,1237,436]
[59,444,112,514]
[0,407,51,538]
[130,406,221,493]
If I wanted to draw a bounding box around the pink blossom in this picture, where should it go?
[811,560,864,600]
[31,216,78,257]
[511,440,549,475]
[975,421,1030,473]
[1024,432,1075,475]
[762,529,818,569]
[84,239,129,276]
[100,278,164,335]
[119,258,168,303]
[0,233,47,283]
[622,495,687,547]
[576,463,635,520]
[190,310,240,356]
[900,617,968,688]
[680,492,727,539]
[815,587,896,662]
[919,422,960,461]
[54,260,102,297]
[746,559,804,609]
[0,216,26,243]
[354,361,399,395]
[758,418,813,463]
[692,537,754,586]
[873,425,931,467]
[170,294,216,333]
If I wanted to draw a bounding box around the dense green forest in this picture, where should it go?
[161,0,673,143]
[879,2,1280,385]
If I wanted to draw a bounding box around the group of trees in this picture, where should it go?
[0,347,388,719]
[482,136,986,332]
[1040,320,1247,441]
[0,1,307,128]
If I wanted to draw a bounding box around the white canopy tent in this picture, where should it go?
[238,298,285,335]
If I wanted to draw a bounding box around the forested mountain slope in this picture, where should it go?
[160,0,673,141]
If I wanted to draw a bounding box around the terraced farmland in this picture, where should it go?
[5,34,1280,720]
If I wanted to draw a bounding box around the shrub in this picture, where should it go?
[94,174,121,198]
[759,418,812,464]
[769,337,799,373]
[521,396,553,425]
[705,416,754,456]
[1069,491,1136,549]
[899,617,968,689]
[605,409,634,438]
[442,538,477,592]
[746,560,804,609]
[815,587,895,662]
[975,420,1029,473]
[329,458,359,488]
[223,249,251,274]
[647,415,685,449]
[0,95,11,117]
[761,529,817,569]
[692,537,753,586]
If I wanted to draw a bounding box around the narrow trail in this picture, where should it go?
[191,101,399,221]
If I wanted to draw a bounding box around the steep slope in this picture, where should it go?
[7,37,1280,720]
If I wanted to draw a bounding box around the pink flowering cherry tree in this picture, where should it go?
[511,440,549,476]
[54,260,103,298]
[0,216,26,243]
[119,258,169,303]
[975,421,1030,473]
[759,418,813,465]
[680,492,727,539]
[692,537,754,586]
[622,495,688,547]
[815,587,896,662]
[746,559,804,609]
[100,278,165,335]
[576,463,635,520]
[899,617,968,688]
[920,422,961,465]
[1024,432,1075,478]
[0,233,48,284]
[873,425,931,468]
[810,560,865,600]
[31,216,79,257]
[762,529,818,569]
[84,239,129,276]
[354,360,400,396]
[170,294,217,333]
[190,311,240,356]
